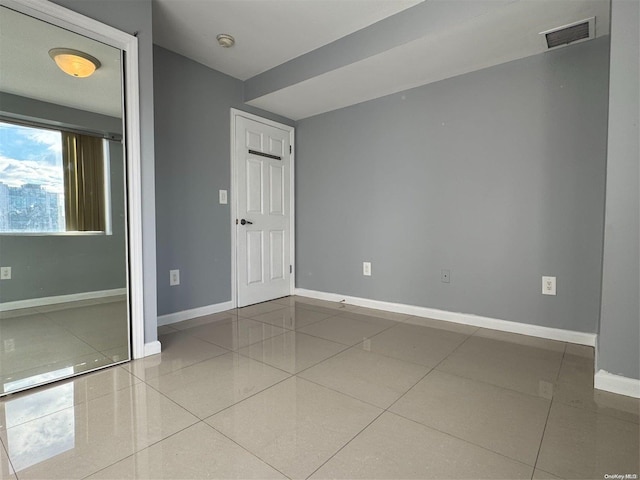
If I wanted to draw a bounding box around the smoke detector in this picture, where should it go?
[216,34,235,48]
[540,17,595,50]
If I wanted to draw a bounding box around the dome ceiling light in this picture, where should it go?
[48,48,101,78]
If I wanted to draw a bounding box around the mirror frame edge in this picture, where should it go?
[1,0,146,359]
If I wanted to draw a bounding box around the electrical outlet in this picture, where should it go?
[219,189,228,204]
[0,267,11,280]
[542,276,556,295]
[170,269,180,286]
[4,339,15,353]
[363,262,371,276]
[441,269,450,283]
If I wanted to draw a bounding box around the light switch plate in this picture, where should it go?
[219,189,228,204]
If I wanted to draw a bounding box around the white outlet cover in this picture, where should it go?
[542,276,556,295]
[363,262,371,276]
[219,189,228,204]
[170,269,180,286]
[0,267,11,280]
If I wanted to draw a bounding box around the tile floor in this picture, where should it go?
[0,297,129,395]
[0,296,638,479]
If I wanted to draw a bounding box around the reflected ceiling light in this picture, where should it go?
[216,34,235,48]
[48,48,101,78]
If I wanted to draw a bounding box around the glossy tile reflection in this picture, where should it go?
[0,383,197,479]
[88,423,286,479]
[1,296,638,480]
[0,297,129,396]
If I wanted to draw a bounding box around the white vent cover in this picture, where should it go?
[540,17,596,50]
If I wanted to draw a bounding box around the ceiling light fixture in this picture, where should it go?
[216,34,235,48]
[48,48,101,78]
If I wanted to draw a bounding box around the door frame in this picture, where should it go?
[230,109,295,308]
[4,0,145,359]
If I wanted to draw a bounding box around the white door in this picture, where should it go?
[234,114,293,307]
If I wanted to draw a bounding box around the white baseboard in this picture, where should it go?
[294,288,597,346]
[143,340,162,357]
[157,300,235,326]
[595,370,640,398]
[0,288,127,312]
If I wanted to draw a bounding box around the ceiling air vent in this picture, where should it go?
[540,17,595,50]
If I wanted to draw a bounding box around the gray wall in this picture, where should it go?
[153,46,293,316]
[296,37,610,334]
[598,0,640,380]
[51,0,158,343]
[0,93,127,303]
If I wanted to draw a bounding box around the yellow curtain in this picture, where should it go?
[62,132,105,231]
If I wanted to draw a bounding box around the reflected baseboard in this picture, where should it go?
[0,288,127,312]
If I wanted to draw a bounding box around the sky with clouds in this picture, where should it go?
[0,122,64,194]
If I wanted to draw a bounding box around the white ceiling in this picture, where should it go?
[248,0,611,119]
[154,0,610,121]
[153,0,422,81]
[0,6,122,118]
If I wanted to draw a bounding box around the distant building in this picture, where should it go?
[0,182,9,231]
[0,182,63,232]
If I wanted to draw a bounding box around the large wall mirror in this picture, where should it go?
[0,0,144,396]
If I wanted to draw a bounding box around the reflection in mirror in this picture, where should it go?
[0,6,130,396]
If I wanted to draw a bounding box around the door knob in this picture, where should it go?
[240,219,253,225]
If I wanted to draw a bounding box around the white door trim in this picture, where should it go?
[230,109,295,308]
[3,0,145,359]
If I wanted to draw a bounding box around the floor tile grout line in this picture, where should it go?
[204,422,293,480]
[78,419,204,480]
[427,366,557,403]
[248,312,335,331]
[429,331,567,403]
[138,357,294,421]
[292,309,562,477]
[124,345,232,383]
[304,407,388,479]
[288,327,402,377]
[530,342,567,479]
[377,328,472,414]
[530,400,554,480]
[192,373,294,420]
[34,302,126,362]
[0,435,19,480]
[170,316,300,352]
[235,337,353,377]
[385,409,537,472]
[291,374,390,411]
[232,343,318,377]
